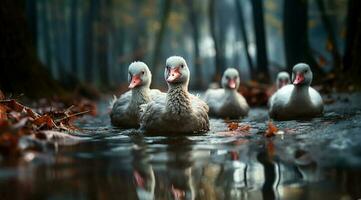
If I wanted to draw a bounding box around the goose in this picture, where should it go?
[139,56,209,134]
[268,71,291,107]
[203,68,249,119]
[110,61,164,128]
[275,71,291,89]
[269,63,323,120]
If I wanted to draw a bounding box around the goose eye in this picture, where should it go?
[141,71,145,75]
[304,69,308,73]
[180,64,184,68]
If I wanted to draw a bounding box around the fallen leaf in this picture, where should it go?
[265,121,278,137]
[227,122,239,131]
[33,115,56,128]
[0,105,7,121]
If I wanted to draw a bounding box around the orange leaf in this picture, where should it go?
[33,115,56,128]
[265,121,278,137]
[0,105,7,121]
[227,122,239,131]
[0,99,24,112]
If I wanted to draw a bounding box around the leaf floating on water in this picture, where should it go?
[227,122,239,131]
[265,121,278,137]
[219,123,251,136]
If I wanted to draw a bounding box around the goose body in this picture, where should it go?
[269,63,323,120]
[110,62,165,128]
[140,56,209,134]
[204,68,249,119]
[268,71,290,107]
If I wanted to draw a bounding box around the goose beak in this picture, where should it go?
[228,79,236,89]
[167,67,181,83]
[129,75,141,89]
[293,73,304,85]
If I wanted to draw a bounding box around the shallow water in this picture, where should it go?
[1,93,361,200]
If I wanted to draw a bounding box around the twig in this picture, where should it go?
[55,110,90,122]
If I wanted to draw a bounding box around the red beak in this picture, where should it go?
[228,79,236,89]
[293,73,304,85]
[166,67,181,82]
[133,170,145,188]
[129,75,141,89]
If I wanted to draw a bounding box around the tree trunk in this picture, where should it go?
[97,0,110,87]
[343,0,361,84]
[70,0,78,75]
[283,0,323,79]
[343,0,361,73]
[151,0,172,86]
[84,0,97,83]
[26,0,37,49]
[0,0,64,98]
[315,0,342,71]
[186,0,203,89]
[131,0,147,61]
[209,0,224,83]
[235,0,255,79]
[250,0,269,83]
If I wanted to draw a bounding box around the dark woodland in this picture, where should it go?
[1,0,361,199]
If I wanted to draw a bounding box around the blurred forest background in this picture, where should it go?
[1,0,361,98]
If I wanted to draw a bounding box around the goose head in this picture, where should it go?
[128,61,152,89]
[221,68,240,90]
[292,63,313,87]
[164,56,190,87]
[276,71,290,89]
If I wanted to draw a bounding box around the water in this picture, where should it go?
[1,93,361,200]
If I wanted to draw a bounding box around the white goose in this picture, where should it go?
[268,71,290,106]
[139,56,209,134]
[110,61,164,128]
[203,68,249,119]
[269,63,323,120]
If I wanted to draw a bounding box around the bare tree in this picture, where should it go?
[283,0,323,79]
[250,0,270,83]
[186,0,203,89]
[208,0,224,83]
[235,0,255,79]
[152,0,172,85]
[315,0,342,71]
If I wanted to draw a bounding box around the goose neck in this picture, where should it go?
[131,87,151,105]
[166,84,191,114]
